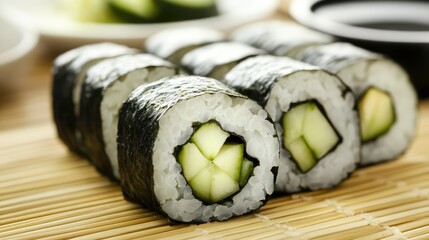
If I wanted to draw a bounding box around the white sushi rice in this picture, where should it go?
[265,70,360,193]
[101,67,177,179]
[338,59,418,164]
[151,93,279,222]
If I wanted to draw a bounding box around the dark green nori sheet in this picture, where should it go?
[223,55,350,107]
[295,42,381,76]
[52,43,136,155]
[232,21,333,57]
[118,76,256,218]
[79,54,179,180]
[181,42,265,78]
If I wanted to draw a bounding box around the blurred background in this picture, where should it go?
[0,0,428,95]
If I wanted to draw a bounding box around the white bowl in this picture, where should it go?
[0,7,38,83]
[3,0,278,51]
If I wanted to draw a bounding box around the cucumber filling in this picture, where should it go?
[177,122,254,204]
[359,87,396,142]
[282,102,341,173]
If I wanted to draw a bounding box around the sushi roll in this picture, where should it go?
[181,42,265,79]
[145,27,225,65]
[52,43,137,155]
[79,54,180,179]
[231,20,334,58]
[294,43,418,165]
[118,76,279,223]
[223,55,360,193]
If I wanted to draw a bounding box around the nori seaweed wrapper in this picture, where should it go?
[231,21,334,57]
[223,55,350,107]
[295,42,381,75]
[181,42,265,79]
[144,28,225,65]
[52,43,136,155]
[117,76,249,215]
[79,54,180,180]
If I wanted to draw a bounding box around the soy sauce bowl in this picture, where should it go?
[290,0,429,98]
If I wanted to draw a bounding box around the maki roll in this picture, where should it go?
[223,55,360,193]
[145,27,225,65]
[181,42,265,79]
[231,20,334,58]
[52,43,137,155]
[294,43,418,165]
[118,76,279,223]
[79,54,180,179]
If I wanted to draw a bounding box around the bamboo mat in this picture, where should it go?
[2,59,429,240]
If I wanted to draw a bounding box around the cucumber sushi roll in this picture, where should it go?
[231,21,334,58]
[52,43,137,155]
[118,76,279,223]
[79,54,180,179]
[155,0,218,22]
[223,56,360,193]
[145,27,225,65]
[181,42,265,79]
[294,43,418,165]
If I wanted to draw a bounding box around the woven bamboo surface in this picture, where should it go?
[2,58,429,240]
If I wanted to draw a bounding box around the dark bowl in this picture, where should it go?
[289,0,429,98]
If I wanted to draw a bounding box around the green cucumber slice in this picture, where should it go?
[239,158,254,188]
[191,122,229,160]
[211,166,240,203]
[163,0,215,8]
[108,0,158,22]
[154,0,217,22]
[213,144,244,182]
[283,103,306,146]
[359,88,396,142]
[67,0,120,23]
[283,101,340,173]
[177,121,254,203]
[178,143,210,181]
[188,166,213,203]
[302,103,340,158]
[288,138,317,173]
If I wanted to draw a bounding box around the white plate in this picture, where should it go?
[3,0,279,50]
[0,7,38,83]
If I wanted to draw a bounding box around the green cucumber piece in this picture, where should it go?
[178,143,210,181]
[283,101,340,173]
[213,143,244,182]
[163,0,216,8]
[108,0,158,23]
[67,0,120,23]
[283,103,306,146]
[302,103,340,158]
[191,122,229,160]
[211,166,240,203]
[288,138,317,173]
[239,158,254,188]
[177,121,253,203]
[188,164,240,204]
[188,166,213,203]
[359,88,396,142]
[154,0,218,22]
